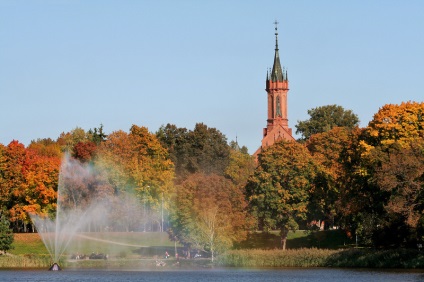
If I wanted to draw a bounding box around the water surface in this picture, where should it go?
[1,268,423,282]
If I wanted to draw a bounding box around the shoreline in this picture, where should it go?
[1,248,423,270]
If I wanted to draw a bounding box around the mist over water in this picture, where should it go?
[30,154,158,264]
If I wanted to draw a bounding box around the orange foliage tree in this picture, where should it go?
[0,144,9,214]
[1,141,61,232]
[306,127,358,229]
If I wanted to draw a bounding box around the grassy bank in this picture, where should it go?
[218,248,424,269]
[4,231,424,269]
[3,232,179,269]
[10,232,176,257]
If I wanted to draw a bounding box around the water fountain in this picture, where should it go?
[30,155,151,270]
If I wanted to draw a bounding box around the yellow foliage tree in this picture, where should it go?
[96,125,175,230]
[366,101,424,147]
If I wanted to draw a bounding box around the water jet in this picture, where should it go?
[30,155,159,270]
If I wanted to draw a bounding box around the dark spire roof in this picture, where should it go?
[271,20,285,82]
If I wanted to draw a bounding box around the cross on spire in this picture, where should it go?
[274,20,279,50]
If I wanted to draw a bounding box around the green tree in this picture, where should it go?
[0,214,13,254]
[296,104,359,141]
[157,123,230,181]
[156,124,188,173]
[245,141,318,250]
[87,124,108,145]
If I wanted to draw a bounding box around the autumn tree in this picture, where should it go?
[21,148,61,218]
[59,155,114,212]
[245,141,318,250]
[1,141,61,232]
[372,140,424,246]
[225,144,256,188]
[73,141,97,163]
[0,144,9,215]
[365,101,424,147]
[96,125,175,231]
[28,138,62,159]
[56,127,89,154]
[2,141,29,231]
[169,173,248,260]
[306,127,356,228]
[327,126,388,245]
[348,101,424,246]
[296,104,359,141]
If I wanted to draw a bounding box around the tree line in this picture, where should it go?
[0,102,423,255]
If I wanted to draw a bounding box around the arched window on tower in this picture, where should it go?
[276,96,282,117]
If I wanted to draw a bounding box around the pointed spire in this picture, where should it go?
[271,20,284,82]
[234,135,241,151]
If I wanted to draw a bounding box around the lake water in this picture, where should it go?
[1,268,423,282]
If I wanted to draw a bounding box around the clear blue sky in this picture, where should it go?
[1,1,423,154]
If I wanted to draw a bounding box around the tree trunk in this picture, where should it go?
[211,246,214,262]
[280,227,289,250]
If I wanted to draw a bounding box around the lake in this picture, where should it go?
[1,268,423,282]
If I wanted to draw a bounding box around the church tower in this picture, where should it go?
[254,22,295,157]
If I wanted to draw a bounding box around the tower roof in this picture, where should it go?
[271,21,284,82]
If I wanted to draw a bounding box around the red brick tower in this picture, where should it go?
[254,22,295,157]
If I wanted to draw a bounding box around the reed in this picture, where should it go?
[0,254,54,268]
[218,248,424,268]
[218,248,338,267]
[325,248,424,268]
